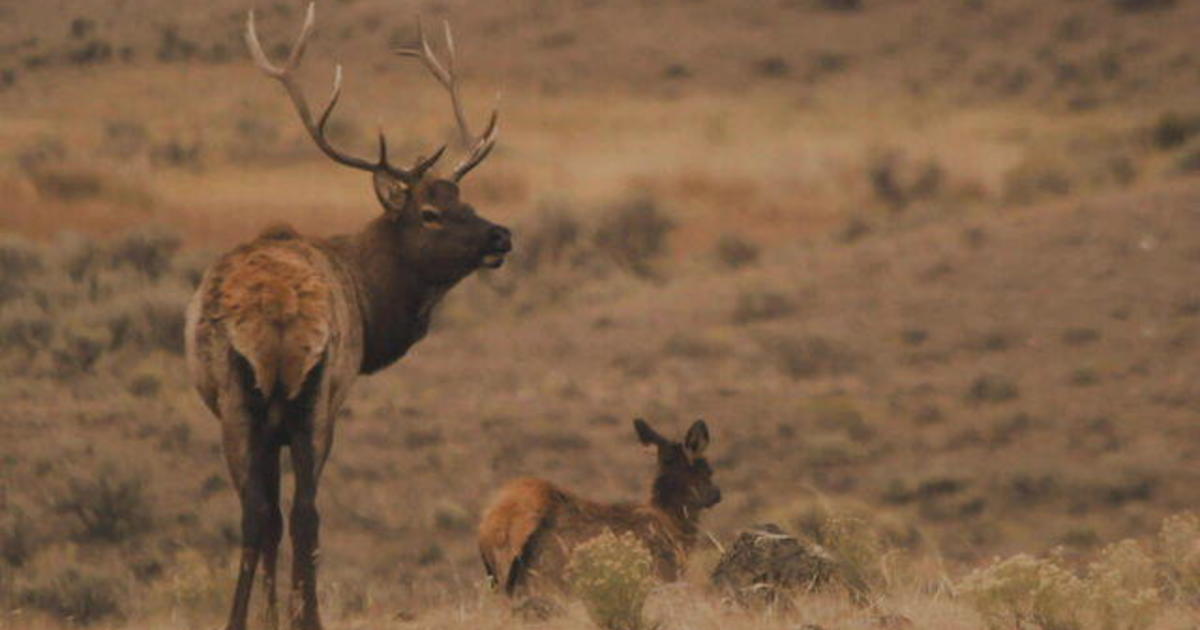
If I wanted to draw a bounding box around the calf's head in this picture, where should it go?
[634,418,722,514]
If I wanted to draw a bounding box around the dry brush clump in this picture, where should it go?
[14,564,127,626]
[52,464,154,545]
[714,499,917,611]
[957,512,1200,630]
[1158,512,1200,603]
[0,453,235,627]
[567,530,659,630]
[462,194,676,316]
[957,553,1087,630]
[0,228,204,378]
[713,234,760,270]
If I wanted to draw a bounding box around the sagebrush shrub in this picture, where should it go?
[157,549,226,620]
[731,289,795,324]
[714,234,760,269]
[0,229,196,377]
[0,234,44,302]
[957,553,1086,630]
[567,530,658,630]
[1159,512,1200,602]
[759,333,858,379]
[18,566,125,625]
[53,465,153,543]
[513,203,584,274]
[593,196,674,278]
[1086,539,1160,630]
[816,512,884,599]
[0,298,53,351]
[0,508,36,568]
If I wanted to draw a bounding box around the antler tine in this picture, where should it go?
[396,19,471,147]
[411,145,449,179]
[451,108,498,182]
[395,18,500,181]
[245,2,441,182]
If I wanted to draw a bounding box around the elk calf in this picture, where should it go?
[478,419,721,595]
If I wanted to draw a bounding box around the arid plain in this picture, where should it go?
[3,0,1200,628]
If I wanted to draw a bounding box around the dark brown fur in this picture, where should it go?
[478,419,720,595]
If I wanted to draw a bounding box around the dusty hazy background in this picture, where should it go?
[2,0,1200,627]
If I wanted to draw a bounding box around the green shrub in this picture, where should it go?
[814,513,883,599]
[760,334,858,379]
[1112,0,1176,14]
[126,372,162,398]
[593,196,674,278]
[732,290,795,324]
[0,508,36,567]
[59,228,180,282]
[105,228,180,280]
[713,234,760,269]
[1003,156,1072,205]
[513,203,584,274]
[0,234,45,302]
[50,312,110,375]
[567,530,658,630]
[958,554,1086,630]
[1159,512,1200,602]
[0,299,53,351]
[103,286,188,354]
[19,567,125,625]
[156,549,226,622]
[1086,539,1160,630]
[1150,112,1200,150]
[966,374,1020,404]
[53,464,153,543]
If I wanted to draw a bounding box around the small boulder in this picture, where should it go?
[710,523,840,607]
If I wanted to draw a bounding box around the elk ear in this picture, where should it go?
[427,179,460,206]
[634,418,667,448]
[684,419,710,457]
[372,172,411,218]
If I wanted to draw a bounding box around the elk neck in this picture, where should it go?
[331,217,460,374]
[648,475,701,549]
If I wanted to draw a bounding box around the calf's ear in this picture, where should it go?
[684,419,710,457]
[634,418,668,448]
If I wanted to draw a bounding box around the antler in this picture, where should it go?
[245,3,445,183]
[395,19,499,182]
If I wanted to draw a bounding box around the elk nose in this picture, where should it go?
[488,225,512,253]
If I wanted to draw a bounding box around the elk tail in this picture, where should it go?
[505,516,549,595]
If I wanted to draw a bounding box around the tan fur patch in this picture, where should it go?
[478,478,556,587]
[216,240,333,399]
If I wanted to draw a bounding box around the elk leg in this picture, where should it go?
[222,421,270,630]
[288,431,324,630]
[261,442,283,630]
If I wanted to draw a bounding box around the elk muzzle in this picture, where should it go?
[480,224,512,268]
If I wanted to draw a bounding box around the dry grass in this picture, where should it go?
[4,0,1200,628]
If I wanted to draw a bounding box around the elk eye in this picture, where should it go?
[421,208,442,225]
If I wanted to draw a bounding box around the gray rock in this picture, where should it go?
[710,523,841,607]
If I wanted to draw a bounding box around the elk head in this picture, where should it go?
[246,4,511,283]
[635,418,722,514]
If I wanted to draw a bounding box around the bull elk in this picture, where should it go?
[184,5,510,629]
[478,419,721,596]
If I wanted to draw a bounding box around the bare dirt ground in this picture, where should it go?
[3,0,1200,628]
